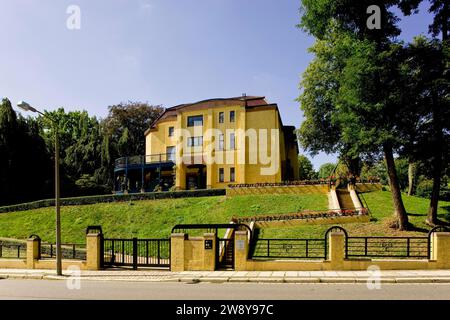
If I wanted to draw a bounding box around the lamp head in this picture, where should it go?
[17,101,38,113]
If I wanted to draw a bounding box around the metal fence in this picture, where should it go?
[251,239,326,259]
[250,226,436,260]
[0,242,26,259]
[40,243,87,260]
[102,238,170,269]
[346,236,429,259]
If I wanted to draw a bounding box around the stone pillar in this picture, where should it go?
[171,233,186,272]
[433,232,450,268]
[86,233,102,270]
[26,236,41,269]
[234,231,248,271]
[203,233,216,271]
[328,232,345,270]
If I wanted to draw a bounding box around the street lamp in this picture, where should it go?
[17,101,62,276]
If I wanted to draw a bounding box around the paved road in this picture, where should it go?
[0,279,449,300]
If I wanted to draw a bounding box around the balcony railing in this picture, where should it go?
[115,153,175,169]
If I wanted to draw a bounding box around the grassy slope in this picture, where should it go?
[0,194,327,243]
[259,191,450,238]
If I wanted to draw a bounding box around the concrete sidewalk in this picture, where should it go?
[2,268,450,283]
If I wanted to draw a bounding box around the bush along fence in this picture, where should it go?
[232,208,369,224]
[0,189,225,213]
[227,180,330,188]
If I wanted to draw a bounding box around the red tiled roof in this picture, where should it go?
[147,95,271,132]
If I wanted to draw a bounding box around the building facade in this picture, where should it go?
[114,95,299,192]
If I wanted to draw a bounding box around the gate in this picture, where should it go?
[171,223,252,270]
[217,236,235,269]
[102,238,170,269]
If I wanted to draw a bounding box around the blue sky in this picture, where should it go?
[0,0,434,169]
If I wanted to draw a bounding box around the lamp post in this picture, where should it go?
[17,101,62,276]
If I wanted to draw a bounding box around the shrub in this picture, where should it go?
[415,178,450,201]
[0,189,226,213]
[416,179,433,198]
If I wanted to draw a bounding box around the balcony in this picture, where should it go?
[114,153,175,172]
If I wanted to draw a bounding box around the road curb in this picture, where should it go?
[2,273,450,284]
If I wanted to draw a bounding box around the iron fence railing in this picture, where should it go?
[346,236,429,259]
[102,238,170,269]
[114,153,175,169]
[0,242,26,259]
[40,243,87,260]
[249,226,434,261]
[251,239,326,259]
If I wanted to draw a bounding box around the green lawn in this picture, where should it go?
[259,191,450,239]
[0,194,327,243]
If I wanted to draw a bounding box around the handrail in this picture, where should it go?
[115,153,175,167]
[358,192,372,216]
[171,223,252,239]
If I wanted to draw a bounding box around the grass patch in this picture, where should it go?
[259,191,450,239]
[0,194,327,243]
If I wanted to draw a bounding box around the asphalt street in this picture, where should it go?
[0,279,449,300]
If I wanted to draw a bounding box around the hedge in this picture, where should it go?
[0,189,226,214]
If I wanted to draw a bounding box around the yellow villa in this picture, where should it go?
[114,95,299,192]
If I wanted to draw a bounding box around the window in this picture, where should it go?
[187,115,203,127]
[187,136,203,147]
[166,146,176,161]
[168,127,174,137]
[218,134,224,150]
[230,111,235,122]
[229,132,235,150]
[219,168,224,182]
[230,167,235,182]
[219,112,224,123]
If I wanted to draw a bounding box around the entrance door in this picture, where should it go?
[216,235,235,269]
[186,165,207,190]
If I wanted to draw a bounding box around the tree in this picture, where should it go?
[318,163,336,179]
[102,101,164,158]
[37,108,106,196]
[298,155,316,180]
[0,98,51,205]
[298,0,415,229]
[398,1,450,225]
[100,101,164,186]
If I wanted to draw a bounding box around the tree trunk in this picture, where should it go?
[427,158,441,226]
[427,94,443,226]
[383,143,409,230]
[407,161,416,196]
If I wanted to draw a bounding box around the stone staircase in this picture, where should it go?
[336,189,355,210]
